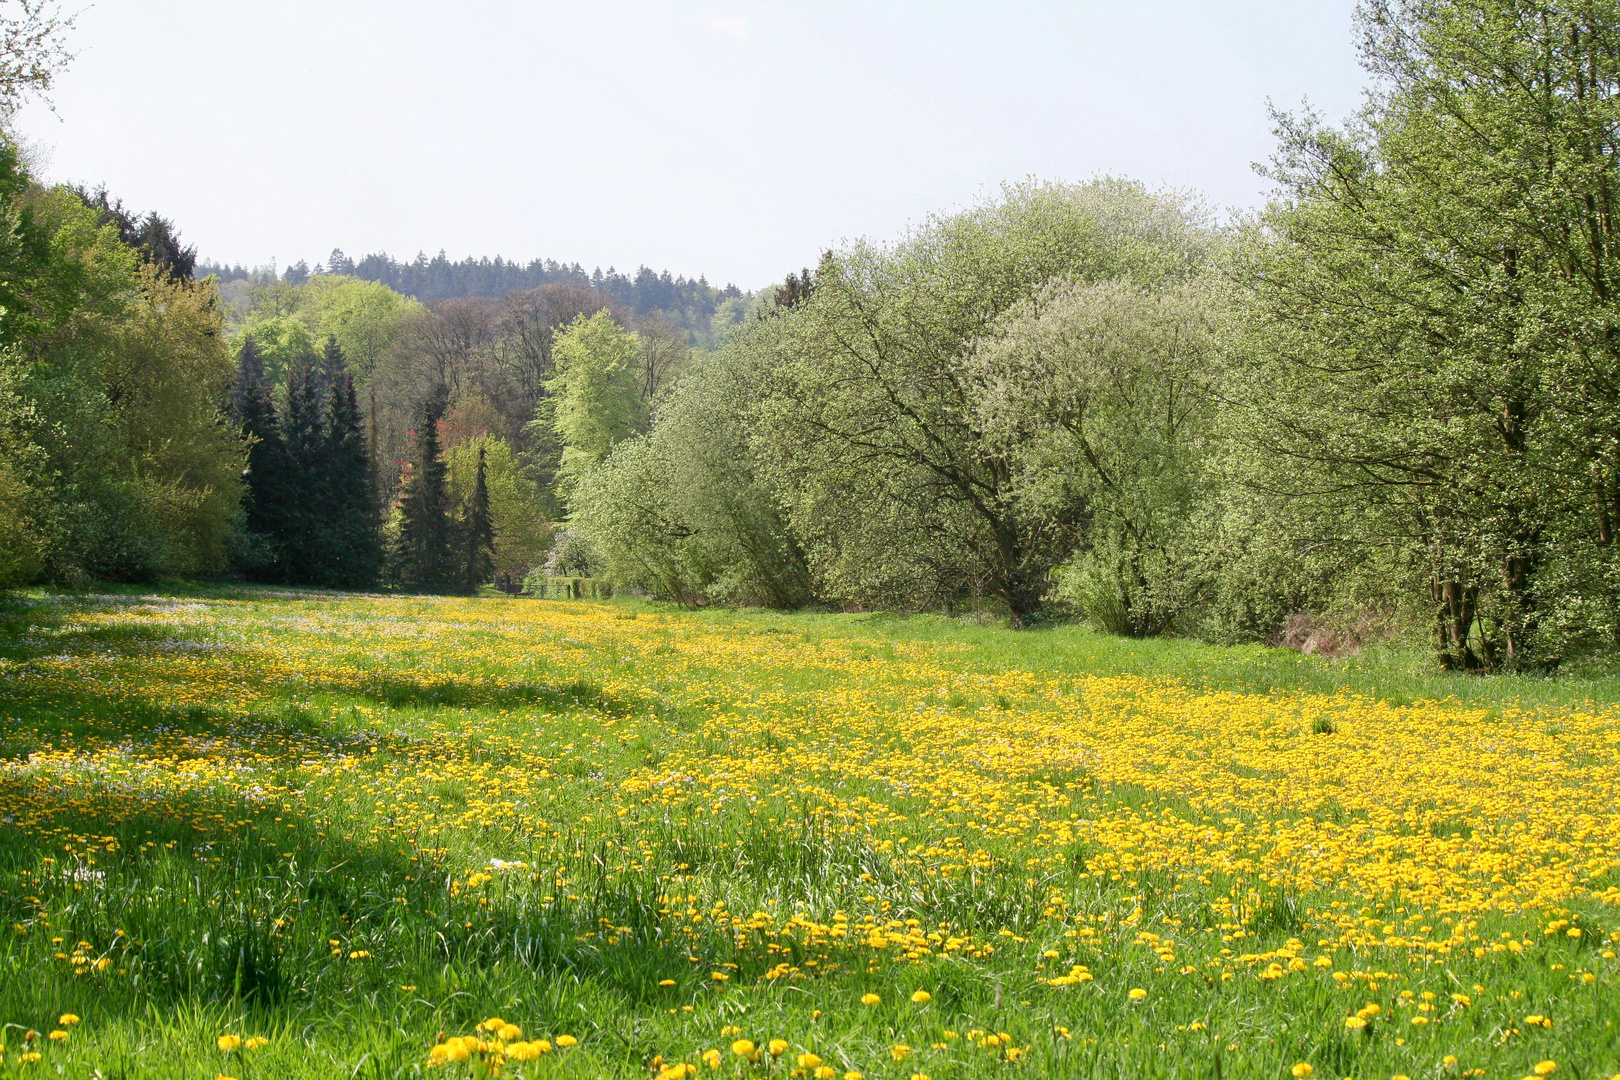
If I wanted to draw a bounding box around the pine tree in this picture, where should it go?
[319,341,381,588]
[460,444,495,592]
[279,350,324,583]
[393,392,456,591]
[231,337,287,579]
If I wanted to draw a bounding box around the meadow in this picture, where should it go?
[0,587,1617,1080]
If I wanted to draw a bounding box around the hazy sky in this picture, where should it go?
[16,1,1367,290]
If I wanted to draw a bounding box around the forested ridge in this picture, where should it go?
[198,251,745,346]
[8,0,1620,673]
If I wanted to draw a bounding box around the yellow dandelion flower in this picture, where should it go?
[911,990,932,1004]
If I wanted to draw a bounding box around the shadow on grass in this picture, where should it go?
[0,747,706,1035]
[0,593,637,747]
[0,594,703,1060]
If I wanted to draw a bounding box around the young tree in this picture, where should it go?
[231,335,286,576]
[393,393,456,590]
[277,351,324,582]
[445,434,551,589]
[319,340,381,588]
[544,309,646,498]
[570,349,810,607]
[460,445,495,591]
[318,333,345,389]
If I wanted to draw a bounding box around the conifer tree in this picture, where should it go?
[231,336,287,578]
[393,392,456,591]
[279,350,324,582]
[319,341,381,587]
[318,335,345,396]
[460,444,495,592]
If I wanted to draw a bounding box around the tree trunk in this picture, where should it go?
[1433,577,1480,671]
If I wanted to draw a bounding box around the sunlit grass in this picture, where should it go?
[0,586,1616,1078]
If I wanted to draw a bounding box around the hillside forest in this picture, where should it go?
[6,0,1620,674]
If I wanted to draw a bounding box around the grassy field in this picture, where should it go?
[0,586,1617,1080]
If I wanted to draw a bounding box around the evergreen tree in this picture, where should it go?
[393,392,456,590]
[318,334,345,393]
[279,350,324,582]
[319,341,382,587]
[231,337,287,578]
[460,444,495,592]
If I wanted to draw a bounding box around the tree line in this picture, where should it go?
[8,0,1618,673]
[198,250,749,345]
[558,0,1620,672]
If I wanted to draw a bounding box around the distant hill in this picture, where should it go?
[196,248,747,330]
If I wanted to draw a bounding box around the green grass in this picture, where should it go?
[0,585,1616,1079]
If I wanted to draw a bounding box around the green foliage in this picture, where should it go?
[315,354,382,587]
[970,279,1223,636]
[105,266,244,575]
[0,151,244,584]
[391,394,458,591]
[0,351,44,585]
[229,337,381,588]
[1228,0,1620,669]
[570,350,810,606]
[460,444,496,589]
[231,275,421,389]
[233,312,315,389]
[743,180,1215,622]
[299,274,417,381]
[445,434,552,589]
[546,310,647,496]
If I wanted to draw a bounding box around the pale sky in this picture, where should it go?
[16,1,1366,290]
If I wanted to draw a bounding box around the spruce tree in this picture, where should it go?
[231,336,287,579]
[318,335,345,394]
[279,350,324,583]
[460,444,495,592]
[319,341,382,588]
[393,392,456,591]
